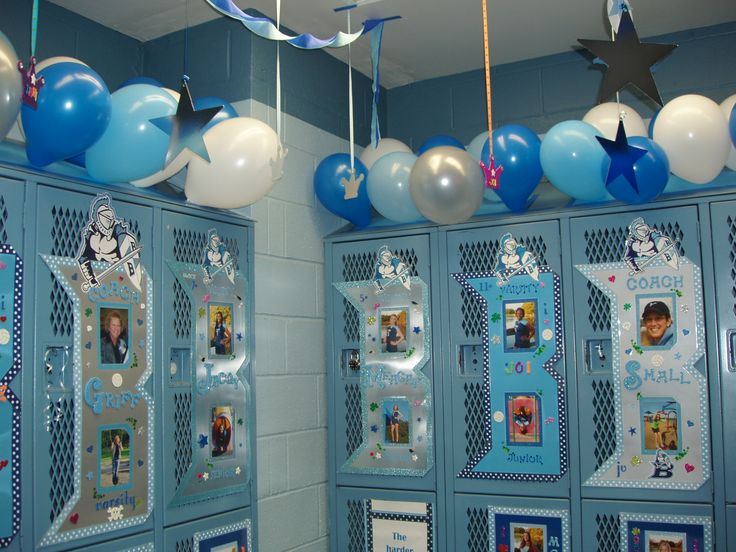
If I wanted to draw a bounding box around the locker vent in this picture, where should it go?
[345,383,362,457]
[347,499,366,552]
[595,513,620,552]
[0,195,9,242]
[175,537,194,552]
[592,380,616,469]
[50,206,87,336]
[341,248,419,342]
[174,392,193,486]
[174,280,192,340]
[464,382,486,460]
[48,397,75,522]
[466,507,490,552]
[727,215,736,317]
[458,235,548,338]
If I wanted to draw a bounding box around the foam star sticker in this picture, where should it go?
[202,472,210,481]
[151,78,223,166]
[235,466,241,475]
[596,120,647,192]
[629,426,637,436]
[479,156,503,189]
[413,326,421,334]
[578,10,677,106]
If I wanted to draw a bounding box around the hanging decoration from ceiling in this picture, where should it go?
[39,193,154,547]
[205,0,387,49]
[167,229,252,505]
[334,246,433,476]
[453,233,567,481]
[576,217,710,490]
[0,245,23,549]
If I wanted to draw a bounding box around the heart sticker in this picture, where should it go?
[137,319,143,326]
[684,463,695,473]
[85,341,92,349]
[608,275,616,282]
[682,329,690,336]
[71,272,78,280]
[687,420,694,427]
[69,513,79,524]
[86,445,94,453]
[137,459,144,467]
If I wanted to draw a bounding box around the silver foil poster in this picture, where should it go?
[335,246,433,476]
[577,218,709,489]
[168,228,251,505]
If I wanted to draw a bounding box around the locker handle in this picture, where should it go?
[728,330,736,373]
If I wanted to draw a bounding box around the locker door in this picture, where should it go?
[445,221,568,497]
[569,206,711,502]
[160,211,253,526]
[32,186,154,551]
[329,235,435,491]
[0,177,25,552]
[710,200,736,504]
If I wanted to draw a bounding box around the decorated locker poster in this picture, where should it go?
[40,194,154,546]
[365,499,433,552]
[194,519,252,552]
[453,233,567,480]
[577,218,709,489]
[0,246,22,548]
[620,512,712,551]
[489,506,570,552]
[335,246,433,476]
[168,228,251,504]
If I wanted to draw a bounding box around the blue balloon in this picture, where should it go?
[117,76,163,89]
[21,62,111,167]
[416,134,465,155]
[605,136,669,204]
[66,152,86,168]
[480,124,543,212]
[194,96,238,133]
[540,121,610,202]
[314,154,372,228]
[648,109,660,139]
[730,104,736,146]
[86,84,177,183]
[367,152,423,223]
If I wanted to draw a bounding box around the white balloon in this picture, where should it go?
[185,117,285,208]
[161,87,181,104]
[36,56,89,72]
[359,138,411,170]
[129,150,192,188]
[582,102,647,140]
[719,94,736,171]
[653,94,730,184]
[466,131,490,161]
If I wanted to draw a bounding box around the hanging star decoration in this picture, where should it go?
[578,10,677,106]
[480,156,503,189]
[596,120,647,192]
[151,78,223,167]
[17,56,44,109]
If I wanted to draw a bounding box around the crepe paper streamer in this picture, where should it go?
[206,0,389,49]
[369,22,384,148]
[481,0,493,155]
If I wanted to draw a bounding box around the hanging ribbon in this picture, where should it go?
[31,0,39,57]
[206,0,387,49]
[347,11,355,172]
[479,0,503,189]
[276,0,282,140]
[18,0,44,109]
[369,22,384,148]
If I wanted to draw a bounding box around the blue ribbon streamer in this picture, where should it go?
[206,0,386,49]
[369,22,384,148]
[31,0,38,56]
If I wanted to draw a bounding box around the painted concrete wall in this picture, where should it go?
[386,22,736,148]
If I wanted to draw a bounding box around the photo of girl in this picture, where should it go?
[511,525,544,552]
[383,399,410,445]
[209,304,233,357]
[99,428,131,489]
[380,309,407,354]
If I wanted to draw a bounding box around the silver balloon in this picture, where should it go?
[0,31,21,141]
[409,146,484,225]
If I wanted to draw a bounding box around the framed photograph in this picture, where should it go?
[383,398,411,446]
[510,522,546,552]
[98,305,131,368]
[504,300,537,351]
[98,424,132,491]
[645,530,686,552]
[640,397,681,453]
[209,303,233,358]
[194,520,251,552]
[380,307,408,354]
[506,393,542,445]
[636,294,676,349]
[211,405,234,458]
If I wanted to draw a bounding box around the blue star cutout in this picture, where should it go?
[413,326,421,334]
[198,434,208,448]
[370,424,378,433]
[596,120,647,192]
[236,332,243,341]
[86,471,94,481]
[628,426,637,436]
[151,78,223,166]
[674,352,682,360]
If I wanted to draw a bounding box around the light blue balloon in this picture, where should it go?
[194,96,238,133]
[86,84,177,183]
[540,120,610,202]
[466,131,489,161]
[367,152,423,223]
[22,62,111,167]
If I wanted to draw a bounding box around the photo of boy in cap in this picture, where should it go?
[639,299,675,347]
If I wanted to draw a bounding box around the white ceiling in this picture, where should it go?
[50,0,736,89]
